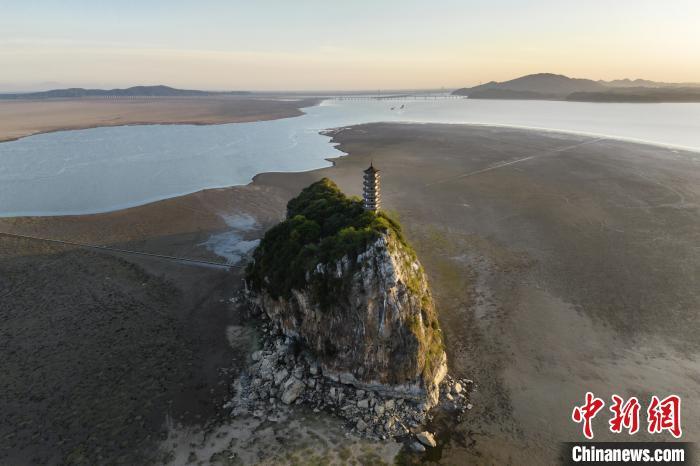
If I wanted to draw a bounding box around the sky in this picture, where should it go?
[1,0,699,91]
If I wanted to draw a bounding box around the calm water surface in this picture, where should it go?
[1,99,699,216]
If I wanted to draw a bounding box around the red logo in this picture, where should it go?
[572,392,605,439]
[647,395,682,438]
[572,393,682,439]
[609,395,640,435]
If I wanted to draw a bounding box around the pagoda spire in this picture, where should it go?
[363,163,381,211]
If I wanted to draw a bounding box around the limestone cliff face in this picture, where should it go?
[251,230,447,406]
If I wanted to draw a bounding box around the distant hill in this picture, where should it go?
[453,73,606,99]
[0,85,250,99]
[453,73,700,102]
[600,78,700,88]
[464,89,560,100]
[568,87,700,103]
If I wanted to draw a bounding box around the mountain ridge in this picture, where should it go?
[0,85,250,99]
[455,73,606,98]
[453,73,700,102]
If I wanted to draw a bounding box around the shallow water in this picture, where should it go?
[1,99,699,217]
[198,214,261,265]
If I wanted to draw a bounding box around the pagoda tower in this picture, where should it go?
[363,163,381,211]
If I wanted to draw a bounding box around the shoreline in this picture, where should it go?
[3,120,699,219]
[0,96,320,143]
[0,115,300,144]
[386,119,700,154]
[4,97,700,152]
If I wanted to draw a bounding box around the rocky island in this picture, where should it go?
[238,178,468,446]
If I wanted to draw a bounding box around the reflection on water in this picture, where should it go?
[1,99,699,217]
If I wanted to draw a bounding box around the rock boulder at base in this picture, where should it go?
[280,378,305,404]
[411,441,426,452]
[273,368,289,386]
[417,431,437,448]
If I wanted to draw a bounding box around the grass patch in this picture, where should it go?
[246,178,412,306]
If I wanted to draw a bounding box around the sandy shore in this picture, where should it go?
[0,96,317,142]
[1,123,699,464]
